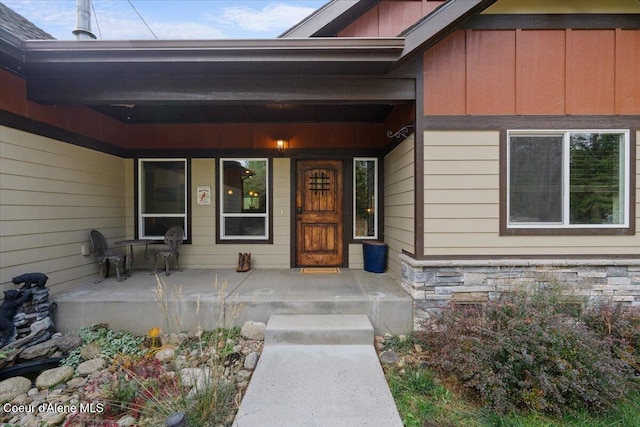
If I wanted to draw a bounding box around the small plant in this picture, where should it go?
[383,334,419,354]
[386,367,454,427]
[62,324,147,368]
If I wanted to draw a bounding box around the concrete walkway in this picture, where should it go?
[234,315,403,427]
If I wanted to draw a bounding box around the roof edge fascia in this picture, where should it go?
[396,0,498,64]
[279,0,379,38]
[21,37,405,64]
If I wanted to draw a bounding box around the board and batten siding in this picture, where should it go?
[423,29,640,116]
[0,125,127,292]
[384,136,415,281]
[423,130,640,256]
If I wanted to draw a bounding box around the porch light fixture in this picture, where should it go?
[275,139,287,152]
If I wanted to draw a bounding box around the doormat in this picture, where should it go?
[300,267,340,274]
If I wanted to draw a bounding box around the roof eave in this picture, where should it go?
[0,26,25,73]
[21,37,404,66]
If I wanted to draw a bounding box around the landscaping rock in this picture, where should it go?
[19,338,58,360]
[117,415,137,426]
[241,321,266,340]
[155,347,176,363]
[244,352,259,370]
[76,358,106,376]
[53,333,82,354]
[0,376,31,403]
[180,367,212,389]
[35,366,74,389]
[379,350,399,365]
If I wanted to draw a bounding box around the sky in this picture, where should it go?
[2,0,327,40]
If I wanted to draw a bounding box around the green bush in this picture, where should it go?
[418,288,639,416]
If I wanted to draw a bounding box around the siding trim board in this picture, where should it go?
[423,116,640,130]
[0,110,125,157]
[462,14,640,30]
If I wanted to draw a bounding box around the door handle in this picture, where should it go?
[296,207,302,214]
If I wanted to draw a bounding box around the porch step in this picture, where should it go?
[234,315,403,426]
[264,314,374,345]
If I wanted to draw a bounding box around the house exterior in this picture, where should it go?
[1,0,638,326]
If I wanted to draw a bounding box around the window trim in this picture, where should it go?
[500,129,635,236]
[137,158,189,240]
[217,158,273,243]
[353,157,379,240]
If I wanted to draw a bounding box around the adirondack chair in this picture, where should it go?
[153,226,184,276]
[89,230,127,283]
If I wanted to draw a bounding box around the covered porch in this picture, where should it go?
[51,268,413,336]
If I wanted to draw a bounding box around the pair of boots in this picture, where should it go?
[236,253,251,272]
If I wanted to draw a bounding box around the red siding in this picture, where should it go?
[516,30,566,115]
[423,31,466,115]
[567,30,615,115]
[615,29,640,114]
[339,0,445,38]
[423,29,640,116]
[379,1,424,37]
[339,7,379,37]
[466,30,516,115]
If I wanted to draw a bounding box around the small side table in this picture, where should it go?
[115,239,161,275]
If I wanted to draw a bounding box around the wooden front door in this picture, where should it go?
[295,160,343,266]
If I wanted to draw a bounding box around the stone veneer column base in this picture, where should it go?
[400,254,640,329]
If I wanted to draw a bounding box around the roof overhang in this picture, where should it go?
[2,37,414,123]
[20,37,404,74]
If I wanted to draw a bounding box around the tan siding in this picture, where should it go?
[424,130,640,256]
[0,126,126,292]
[180,158,291,269]
[384,136,415,281]
[348,243,364,269]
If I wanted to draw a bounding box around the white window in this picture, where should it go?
[354,158,378,239]
[138,159,188,239]
[507,130,629,228]
[220,158,269,240]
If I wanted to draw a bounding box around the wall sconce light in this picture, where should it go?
[276,139,287,152]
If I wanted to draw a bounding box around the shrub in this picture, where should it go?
[581,302,640,374]
[418,288,637,416]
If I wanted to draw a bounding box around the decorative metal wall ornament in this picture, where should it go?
[386,124,415,140]
[309,171,330,194]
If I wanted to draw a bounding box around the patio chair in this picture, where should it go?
[153,226,184,276]
[89,230,127,283]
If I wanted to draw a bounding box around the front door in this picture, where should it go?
[295,160,343,266]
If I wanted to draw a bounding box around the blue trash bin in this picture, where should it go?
[363,241,388,273]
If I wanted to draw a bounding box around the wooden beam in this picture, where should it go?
[27,76,416,104]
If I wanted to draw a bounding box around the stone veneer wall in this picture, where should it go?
[400,254,640,329]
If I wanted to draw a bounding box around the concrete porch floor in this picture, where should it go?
[52,269,413,336]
